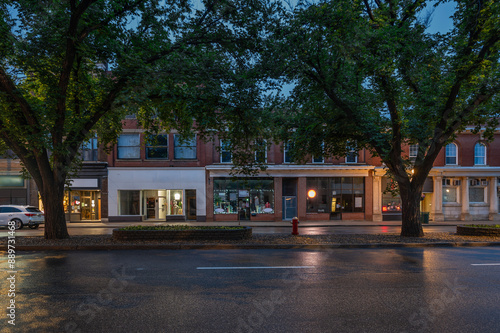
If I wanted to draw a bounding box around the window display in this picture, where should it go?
[306,177,364,213]
[214,178,274,215]
[167,190,183,215]
[119,190,140,215]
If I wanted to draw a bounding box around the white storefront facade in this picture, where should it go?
[107,167,206,222]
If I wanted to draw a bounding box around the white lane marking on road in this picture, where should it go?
[471,263,500,266]
[197,266,315,270]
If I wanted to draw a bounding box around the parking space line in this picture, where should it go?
[471,263,500,266]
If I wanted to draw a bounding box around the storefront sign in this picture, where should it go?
[68,178,98,188]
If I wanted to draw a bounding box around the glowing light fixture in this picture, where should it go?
[307,190,316,198]
[174,193,181,200]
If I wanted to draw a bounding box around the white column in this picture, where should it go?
[489,177,500,220]
[372,176,383,221]
[431,176,444,221]
[461,176,472,221]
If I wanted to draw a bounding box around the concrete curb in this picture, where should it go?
[3,241,500,251]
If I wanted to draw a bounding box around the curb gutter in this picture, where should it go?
[2,242,500,251]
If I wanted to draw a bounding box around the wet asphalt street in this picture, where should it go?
[2,247,500,332]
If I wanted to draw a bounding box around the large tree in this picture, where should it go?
[268,0,500,236]
[0,0,274,239]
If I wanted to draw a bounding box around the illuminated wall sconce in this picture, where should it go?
[307,189,316,198]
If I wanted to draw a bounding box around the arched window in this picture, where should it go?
[474,142,486,165]
[445,143,457,165]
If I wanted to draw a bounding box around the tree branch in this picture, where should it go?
[362,0,376,22]
[77,0,148,41]
[0,66,40,130]
[55,0,99,146]
[398,0,425,28]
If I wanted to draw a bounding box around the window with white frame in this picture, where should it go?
[312,142,324,163]
[146,134,168,159]
[255,139,267,163]
[174,134,197,160]
[117,134,140,159]
[445,143,457,165]
[442,178,460,203]
[474,142,486,165]
[220,140,232,163]
[469,178,487,203]
[284,142,293,163]
[409,144,418,163]
[345,145,358,163]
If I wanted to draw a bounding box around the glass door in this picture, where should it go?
[282,196,297,220]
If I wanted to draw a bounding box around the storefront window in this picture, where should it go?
[469,187,485,203]
[119,190,140,215]
[166,190,183,215]
[66,190,100,220]
[214,178,274,215]
[443,187,458,202]
[382,178,401,213]
[306,177,364,213]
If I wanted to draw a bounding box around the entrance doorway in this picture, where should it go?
[143,190,167,220]
[186,190,197,220]
[282,178,297,220]
[283,196,297,220]
[67,190,100,221]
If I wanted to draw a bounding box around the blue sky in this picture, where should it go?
[425,1,456,34]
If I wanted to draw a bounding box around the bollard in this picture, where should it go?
[291,217,299,235]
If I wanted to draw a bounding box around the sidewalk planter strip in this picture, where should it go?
[113,226,252,241]
[457,225,500,237]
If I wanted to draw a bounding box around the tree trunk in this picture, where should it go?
[42,181,70,239]
[399,182,424,237]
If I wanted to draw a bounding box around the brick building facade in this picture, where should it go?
[3,120,499,223]
[102,120,500,223]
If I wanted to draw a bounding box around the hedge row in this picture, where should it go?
[456,226,500,237]
[113,227,252,241]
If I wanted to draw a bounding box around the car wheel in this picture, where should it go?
[29,224,39,229]
[12,218,23,230]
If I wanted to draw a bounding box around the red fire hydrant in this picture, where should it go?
[291,217,299,235]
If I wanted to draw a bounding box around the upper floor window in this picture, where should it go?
[445,143,457,165]
[474,142,486,165]
[82,136,98,161]
[117,134,140,159]
[220,140,232,163]
[345,145,358,163]
[174,134,197,160]
[409,144,418,163]
[255,139,267,163]
[312,142,325,163]
[146,134,168,159]
[284,142,293,163]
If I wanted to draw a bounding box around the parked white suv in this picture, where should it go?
[0,205,45,229]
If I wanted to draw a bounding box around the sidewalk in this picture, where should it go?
[64,219,500,229]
